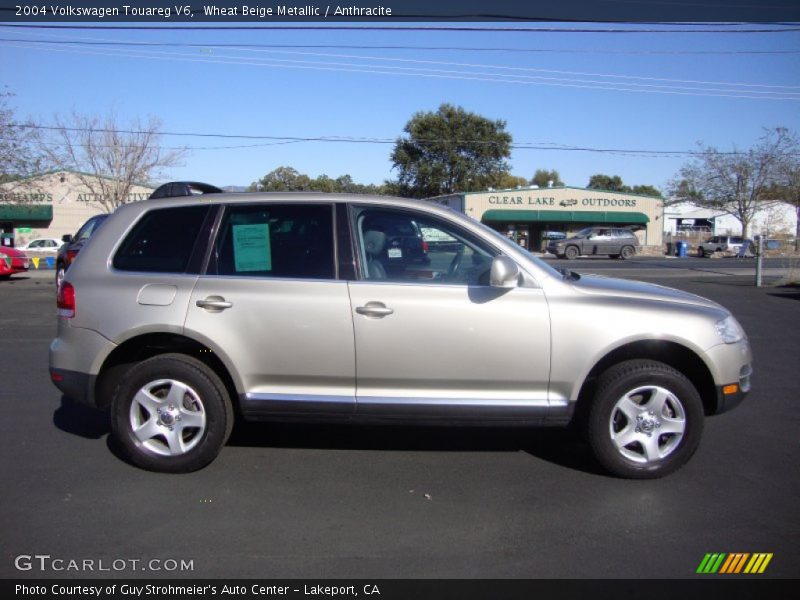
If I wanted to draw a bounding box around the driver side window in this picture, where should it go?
[355,207,495,285]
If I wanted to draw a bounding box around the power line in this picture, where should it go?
[5,41,798,99]
[2,23,800,33]
[2,35,798,55]
[4,37,799,89]
[0,37,793,54]
[15,124,799,157]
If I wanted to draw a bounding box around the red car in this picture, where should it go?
[0,246,30,279]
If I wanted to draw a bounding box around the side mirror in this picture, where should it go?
[62,234,73,243]
[490,255,520,288]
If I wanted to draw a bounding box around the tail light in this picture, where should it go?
[57,282,76,318]
[422,241,429,253]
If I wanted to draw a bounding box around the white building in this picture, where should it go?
[431,186,664,252]
[664,201,798,238]
[0,171,154,247]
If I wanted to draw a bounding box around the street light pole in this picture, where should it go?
[755,236,764,287]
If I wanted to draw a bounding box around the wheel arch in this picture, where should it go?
[574,340,718,419]
[95,333,239,411]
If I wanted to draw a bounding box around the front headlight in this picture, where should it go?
[715,315,745,344]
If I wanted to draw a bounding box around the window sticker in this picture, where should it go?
[233,223,271,272]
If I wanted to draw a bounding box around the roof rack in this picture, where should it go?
[148,181,224,200]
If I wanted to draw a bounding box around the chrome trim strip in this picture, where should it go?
[241,393,570,421]
[357,396,550,407]
[245,393,355,404]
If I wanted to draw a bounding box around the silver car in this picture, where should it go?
[50,193,752,478]
[547,227,640,260]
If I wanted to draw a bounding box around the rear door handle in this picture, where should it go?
[196,296,233,312]
[356,301,394,318]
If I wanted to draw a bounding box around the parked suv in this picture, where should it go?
[55,213,109,289]
[698,235,744,257]
[50,193,751,478]
[547,227,640,260]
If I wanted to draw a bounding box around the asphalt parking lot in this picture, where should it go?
[0,259,798,579]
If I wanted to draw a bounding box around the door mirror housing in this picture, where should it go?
[490,255,520,288]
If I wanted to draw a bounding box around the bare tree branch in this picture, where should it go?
[669,127,799,238]
[34,112,186,212]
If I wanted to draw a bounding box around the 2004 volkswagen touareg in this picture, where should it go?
[50,191,752,478]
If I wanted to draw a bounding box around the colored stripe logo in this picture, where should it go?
[697,553,773,574]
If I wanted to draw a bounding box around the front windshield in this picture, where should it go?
[427,206,563,280]
[575,227,593,237]
[469,219,564,280]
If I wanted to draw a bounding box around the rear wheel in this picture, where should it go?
[620,245,635,260]
[585,360,703,479]
[564,245,580,260]
[110,353,233,473]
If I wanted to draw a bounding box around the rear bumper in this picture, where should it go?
[49,324,115,407]
[50,368,96,408]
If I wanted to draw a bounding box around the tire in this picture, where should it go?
[620,245,635,260]
[585,359,703,479]
[110,353,234,473]
[564,245,580,260]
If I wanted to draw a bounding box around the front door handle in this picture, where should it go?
[356,301,394,318]
[196,296,233,312]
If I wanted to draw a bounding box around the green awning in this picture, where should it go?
[482,209,649,224]
[0,204,53,224]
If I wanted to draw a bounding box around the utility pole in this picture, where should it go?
[755,236,764,287]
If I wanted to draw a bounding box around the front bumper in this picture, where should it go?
[703,340,753,415]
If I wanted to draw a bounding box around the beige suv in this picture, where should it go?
[50,192,752,478]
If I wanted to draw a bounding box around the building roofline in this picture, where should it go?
[459,185,662,200]
[6,169,154,190]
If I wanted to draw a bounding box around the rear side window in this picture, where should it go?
[75,215,107,242]
[212,204,334,279]
[113,205,211,273]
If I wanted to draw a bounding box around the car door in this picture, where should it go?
[184,202,356,418]
[348,206,552,421]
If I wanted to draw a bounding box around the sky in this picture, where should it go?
[1,20,799,193]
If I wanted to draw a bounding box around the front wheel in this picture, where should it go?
[585,360,703,479]
[564,245,580,260]
[110,353,233,473]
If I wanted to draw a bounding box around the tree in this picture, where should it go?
[250,166,389,195]
[530,169,564,188]
[494,173,529,189]
[629,184,662,197]
[587,174,625,192]
[35,112,184,213]
[0,90,44,189]
[390,104,512,198]
[670,127,798,238]
[250,166,312,191]
[768,142,800,248]
[587,174,661,197]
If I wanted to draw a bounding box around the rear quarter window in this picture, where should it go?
[113,205,211,273]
